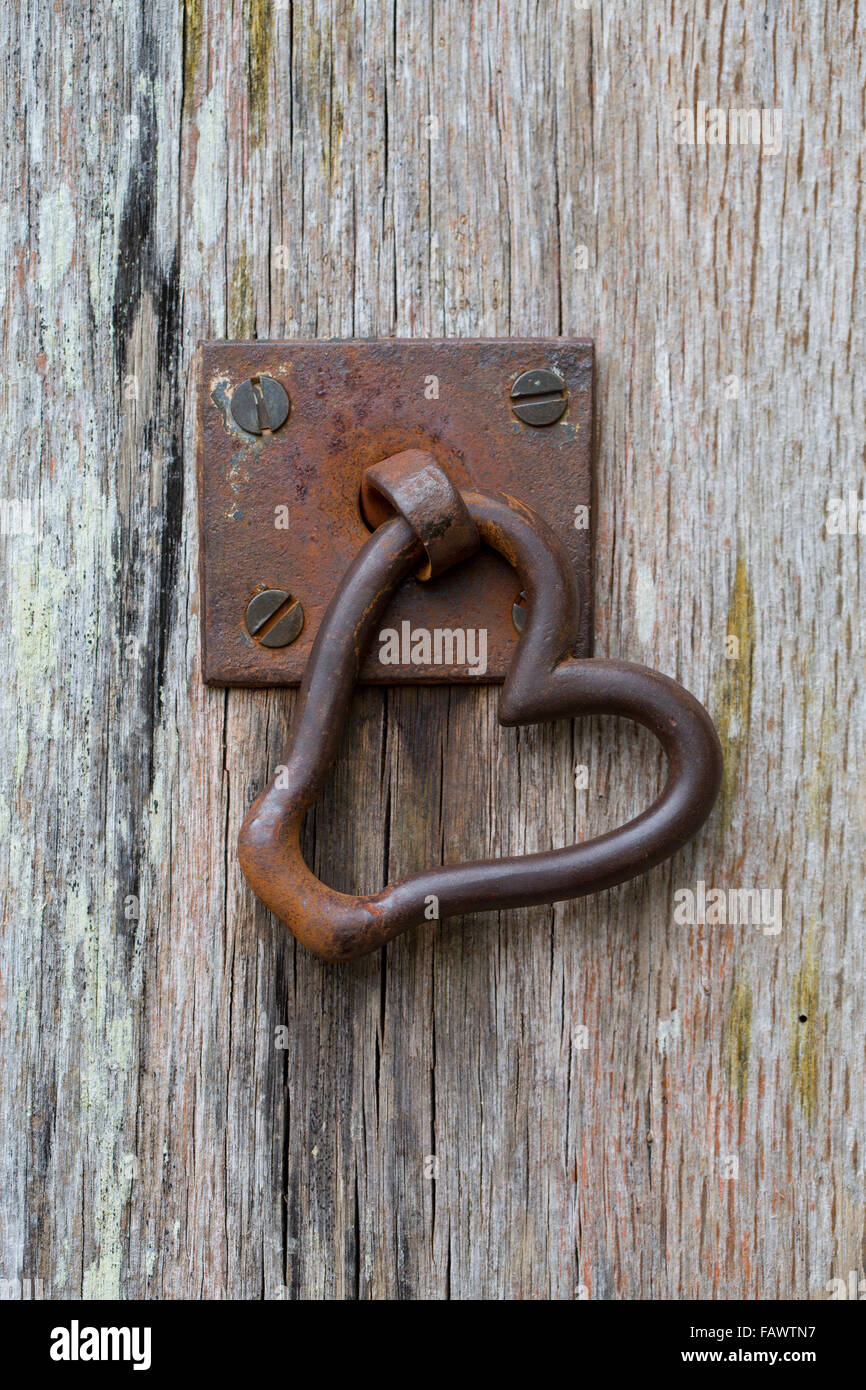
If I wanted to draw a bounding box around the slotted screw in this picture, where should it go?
[231,376,290,435]
[245,589,304,647]
[510,367,568,426]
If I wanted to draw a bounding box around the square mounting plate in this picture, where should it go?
[197,338,593,685]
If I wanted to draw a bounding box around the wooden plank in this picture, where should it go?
[0,0,863,1300]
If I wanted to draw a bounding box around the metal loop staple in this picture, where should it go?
[239,453,723,961]
[360,447,480,580]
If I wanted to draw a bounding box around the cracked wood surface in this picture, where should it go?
[1,1,864,1299]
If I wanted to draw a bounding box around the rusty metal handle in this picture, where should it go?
[239,452,723,961]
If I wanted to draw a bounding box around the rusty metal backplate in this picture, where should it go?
[197,339,593,685]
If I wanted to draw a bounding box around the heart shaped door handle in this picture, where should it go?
[238,452,723,961]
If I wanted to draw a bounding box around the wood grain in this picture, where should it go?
[1,0,863,1300]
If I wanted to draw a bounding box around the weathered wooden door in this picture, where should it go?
[2,2,863,1300]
